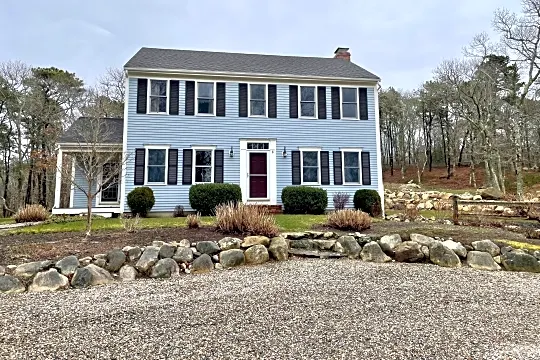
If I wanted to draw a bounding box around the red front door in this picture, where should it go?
[249,153,268,198]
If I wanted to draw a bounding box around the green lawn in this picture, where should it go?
[5,214,329,235]
[0,218,15,225]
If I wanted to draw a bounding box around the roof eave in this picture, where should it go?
[124,67,380,83]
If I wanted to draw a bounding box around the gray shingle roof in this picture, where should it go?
[59,117,123,144]
[124,47,380,81]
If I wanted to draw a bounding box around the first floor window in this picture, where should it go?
[197,82,214,115]
[300,86,316,118]
[101,163,119,202]
[343,151,360,183]
[342,87,358,119]
[301,150,319,184]
[147,148,167,183]
[250,84,266,116]
[149,80,167,113]
[194,149,213,183]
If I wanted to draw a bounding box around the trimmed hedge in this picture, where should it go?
[281,186,328,214]
[127,187,155,217]
[353,189,382,217]
[189,183,242,216]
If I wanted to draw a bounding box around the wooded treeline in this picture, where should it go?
[379,0,540,199]
[0,64,124,216]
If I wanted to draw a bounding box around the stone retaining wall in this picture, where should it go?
[1,232,539,294]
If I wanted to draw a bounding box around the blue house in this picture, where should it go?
[53,47,382,215]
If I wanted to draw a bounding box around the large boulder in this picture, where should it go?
[196,241,220,255]
[118,265,138,281]
[378,234,402,253]
[219,249,245,268]
[501,252,540,273]
[106,249,126,272]
[218,237,242,251]
[28,269,69,292]
[477,187,503,200]
[313,239,336,250]
[178,239,191,248]
[242,236,270,248]
[472,240,500,257]
[150,258,180,278]
[268,236,288,261]
[13,260,52,279]
[289,239,317,250]
[173,247,194,264]
[442,240,467,258]
[0,275,26,294]
[360,242,391,263]
[135,246,160,273]
[72,264,114,288]
[191,254,214,274]
[410,233,436,247]
[244,245,269,265]
[159,244,176,259]
[337,236,362,259]
[429,242,461,268]
[55,255,80,276]
[467,251,501,271]
[124,246,142,262]
[394,241,424,262]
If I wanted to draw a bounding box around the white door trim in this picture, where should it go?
[239,139,277,205]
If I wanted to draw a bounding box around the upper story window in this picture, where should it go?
[343,150,361,184]
[197,82,215,115]
[149,80,168,113]
[249,84,266,117]
[300,86,316,118]
[341,87,358,119]
[194,148,214,183]
[146,147,168,184]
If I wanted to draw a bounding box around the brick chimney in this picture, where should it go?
[334,47,351,61]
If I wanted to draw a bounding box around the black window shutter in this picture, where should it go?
[185,81,195,116]
[216,83,226,117]
[268,85,277,118]
[167,149,178,185]
[318,86,326,119]
[289,85,298,118]
[239,83,248,117]
[333,151,343,185]
[331,87,341,119]
[169,80,179,115]
[320,151,330,185]
[361,152,371,185]
[136,79,147,114]
[134,148,145,185]
[359,88,368,120]
[291,151,301,185]
[214,150,224,183]
[182,149,193,185]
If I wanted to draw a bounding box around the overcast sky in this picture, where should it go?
[2,0,521,90]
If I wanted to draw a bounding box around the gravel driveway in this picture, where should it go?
[1,259,539,360]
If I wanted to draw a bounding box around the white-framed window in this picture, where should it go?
[249,84,267,117]
[300,147,321,185]
[196,81,215,115]
[145,146,169,184]
[148,79,168,114]
[299,86,317,118]
[193,147,215,183]
[342,149,362,184]
[341,87,358,119]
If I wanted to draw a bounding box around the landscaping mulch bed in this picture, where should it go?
[0,226,223,265]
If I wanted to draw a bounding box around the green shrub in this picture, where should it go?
[281,186,328,214]
[127,187,155,217]
[353,189,381,217]
[189,183,242,216]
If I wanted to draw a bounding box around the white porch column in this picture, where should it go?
[54,149,63,209]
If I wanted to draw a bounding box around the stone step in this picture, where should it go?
[288,249,345,259]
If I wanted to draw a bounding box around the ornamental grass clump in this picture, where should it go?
[215,202,279,237]
[14,204,50,223]
[326,209,371,231]
[186,213,202,229]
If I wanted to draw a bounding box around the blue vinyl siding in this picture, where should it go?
[72,164,97,208]
[125,78,379,212]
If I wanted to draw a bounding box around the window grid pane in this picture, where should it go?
[198,82,214,99]
[148,166,165,183]
[195,151,212,166]
[198,99,214,114]
[250,84,265,100]
[150,80,167,96]
[300,102,316,117]
[250,100,266,116]
[195,167,212,183]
